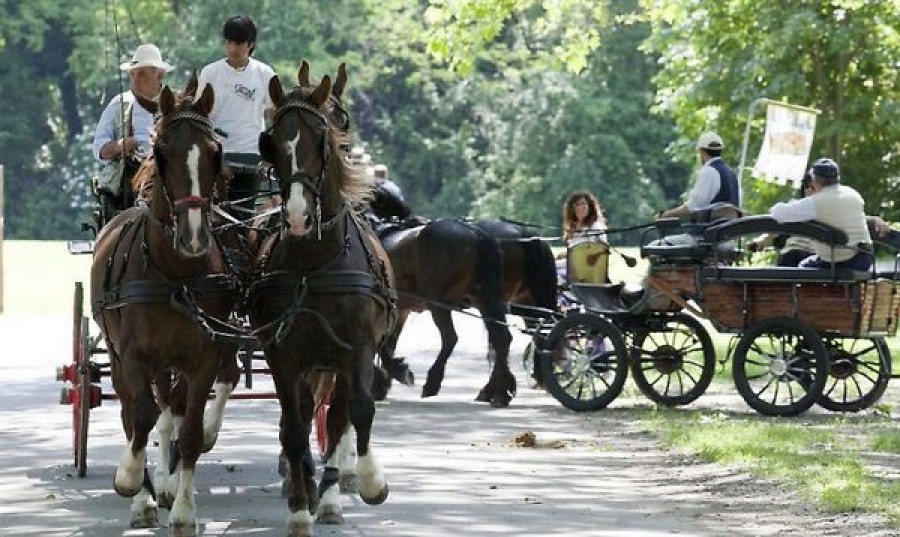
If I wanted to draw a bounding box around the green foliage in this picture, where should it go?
[642,0,900,219]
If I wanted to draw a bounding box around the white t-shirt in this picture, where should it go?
[198,58,275,154]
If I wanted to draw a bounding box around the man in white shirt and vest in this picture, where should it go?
[658,131,740,219]
[770,158,873,271]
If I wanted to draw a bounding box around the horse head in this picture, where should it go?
[152,76,222,257]
[261,67,365,240]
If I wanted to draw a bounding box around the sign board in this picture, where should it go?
[752,102,818,185]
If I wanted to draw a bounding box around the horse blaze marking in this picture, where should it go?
[186,145,202,247]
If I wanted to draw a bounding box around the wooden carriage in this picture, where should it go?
[693,215,900,416]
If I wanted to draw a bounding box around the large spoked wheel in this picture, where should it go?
[539,312,628,411]
[818,336,891,412]
[72,317,91,477]
[629,312,716,406]
[733,317,828,416]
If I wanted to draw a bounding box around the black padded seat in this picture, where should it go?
[701,266,871,283]
[570,283,632,314]
[641,243,711,261]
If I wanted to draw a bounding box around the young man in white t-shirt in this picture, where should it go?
[198,14,275,217]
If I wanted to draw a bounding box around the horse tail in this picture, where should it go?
[520,233,558,309]
[471,226,507,322]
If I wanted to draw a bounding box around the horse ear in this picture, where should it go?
[269,75,285,108]
[185,70,199,97]
[160,86,175,115]
[196,83,215,117]
[309,75,331,108]
[333,63,347,100]
[297,60,310,87]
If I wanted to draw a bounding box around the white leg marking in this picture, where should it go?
[203,381,234,450]
[287,509,315,537]
[357,451,387,501]
[168,468,196,528]
[154,409,174,501]
[335,427,359,493]
[115,441,146,496]
[129,487,159,528]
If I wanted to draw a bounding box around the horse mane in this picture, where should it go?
[282,85,373,207]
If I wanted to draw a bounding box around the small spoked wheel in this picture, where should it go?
[818,336,891,412]
[733,317,828,416]
[539,312,628,411]
[629,312,716,406]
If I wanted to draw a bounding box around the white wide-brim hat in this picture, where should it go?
[120,43,174,72]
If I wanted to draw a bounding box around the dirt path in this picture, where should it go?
[0,312,896,536]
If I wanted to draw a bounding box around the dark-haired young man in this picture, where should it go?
[198,14,275,215]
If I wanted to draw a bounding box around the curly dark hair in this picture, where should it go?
[562,190,604,241]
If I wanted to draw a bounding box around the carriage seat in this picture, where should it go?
[704,215,849,246]
[701,265,871,283]
[569,283,632,314]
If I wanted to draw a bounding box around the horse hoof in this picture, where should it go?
[316,504,344,524]
[287,522,314,537]
[130,507,158,528]
[474,389,490,403]
[168,521,198,536]
[421,385,439,398]
[113,480,141,498]
[157,492,174,510]
[490,394,512,408]
[361,483,389,505]
[339,473,359,493]
[201,432,218,453]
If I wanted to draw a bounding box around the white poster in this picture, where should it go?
[753,102,818,185]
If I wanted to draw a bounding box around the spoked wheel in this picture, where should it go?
[539,312,628,411]
[733,317,828,416]
[74,316,91,477]
[818,336,891,412]
[629,312,716,406]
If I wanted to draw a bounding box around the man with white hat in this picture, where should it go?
[657,131,740,219]
[92,43,174,206]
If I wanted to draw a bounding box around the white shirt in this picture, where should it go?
[770,196,817,222]
[198,58,275,154]
[92,91,155,163]
[686,157,728,210]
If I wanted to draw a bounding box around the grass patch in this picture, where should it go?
[646,409,900,525]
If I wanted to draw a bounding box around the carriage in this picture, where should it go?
[525,205,900,417]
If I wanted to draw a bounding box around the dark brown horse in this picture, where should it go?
[366,189,556,404]
[249,72,394,534]
[90,81,240,532]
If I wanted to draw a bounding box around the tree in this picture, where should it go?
[642,0,900,218]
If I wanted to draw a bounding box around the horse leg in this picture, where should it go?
[475,320,516,408]
[348,356,388,505]
[379,310,415,387]
[422,308,457,398]
[111,351,160,528]
[150,369,177,509]
[317,377,351,524]
[202,350,240,452]
[167,356,219,535]
[270,358,317,536]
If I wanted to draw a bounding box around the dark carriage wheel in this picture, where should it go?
[629,312,716,407]
[732,317,828,416]
[818,337,891,412]
[539,312,628,411]
[74,316,91,477]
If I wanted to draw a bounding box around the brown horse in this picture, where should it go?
[91,81,240,533]
[249,72,394,535]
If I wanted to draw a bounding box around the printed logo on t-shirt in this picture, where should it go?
[233,84,257,101]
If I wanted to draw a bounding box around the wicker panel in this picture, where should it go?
[860,279,900,336]
[700,281,860,333]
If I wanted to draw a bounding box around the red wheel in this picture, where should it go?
[74,316,91,477]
